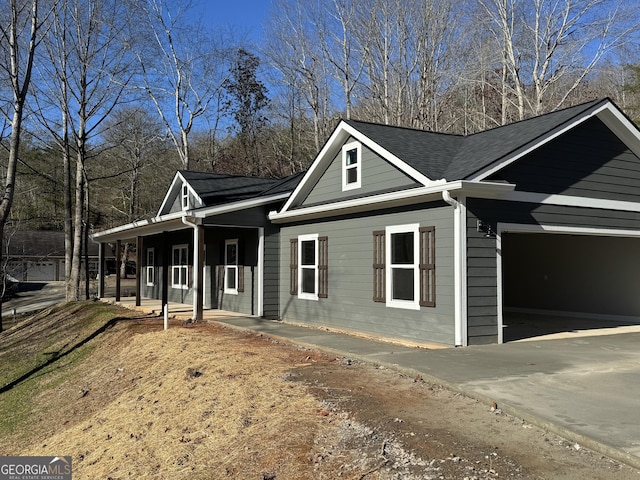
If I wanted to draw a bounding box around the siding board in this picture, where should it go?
[280,205,456,345]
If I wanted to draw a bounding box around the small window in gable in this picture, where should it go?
[181,184,189,210]
[342,141,361,191]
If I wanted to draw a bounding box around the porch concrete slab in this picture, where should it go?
[214,316,640,469]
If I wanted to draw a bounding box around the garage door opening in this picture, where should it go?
[500,230,640,342]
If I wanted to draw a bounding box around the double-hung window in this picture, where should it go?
[373,224,436,310]
[342,141,361,191]
[224,239,238,294]
[290,234,328,300]
[172,244,189,289]
[386,224,420,310]
[146,248,155,286]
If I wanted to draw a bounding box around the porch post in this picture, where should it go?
[136,236,142,307]
[257,227,264,317]
[98,242,105,299]
[115,239,121,302]
[161,232,169,313]
[193,224,204,321]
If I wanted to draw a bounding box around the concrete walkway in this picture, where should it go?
[108,297,640,470]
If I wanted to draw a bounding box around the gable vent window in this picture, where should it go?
[342,141,362,191]
[181,184,189,210]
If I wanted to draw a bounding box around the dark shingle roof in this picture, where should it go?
[442,98,605,180]
[345,98,607,181]
[179,171,281,206]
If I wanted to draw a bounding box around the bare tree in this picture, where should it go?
[33,0,136,301]
[264,0,333,153]
[0,0,53,328]
[136,0,231,170]
[478,0,640,121]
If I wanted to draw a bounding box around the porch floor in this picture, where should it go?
[102,295,251,322]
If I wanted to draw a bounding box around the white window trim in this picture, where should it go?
[341,141,362,191]
[298,233,319,301]
[171,244,189,289]
[181,184,189,210]
[146,248,155,286]
[385,223,420,310]
[224,239,239,295]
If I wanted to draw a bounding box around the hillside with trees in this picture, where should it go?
[1,0,640,308]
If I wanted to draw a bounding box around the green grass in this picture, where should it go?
[0,302,131,443]
[0,301,119,388]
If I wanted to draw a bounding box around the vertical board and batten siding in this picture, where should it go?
[466,198,640,345]
[490,117,640,202]
[301,137,419,207]
[279,203,455,345]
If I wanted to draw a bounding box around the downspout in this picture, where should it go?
[182,215,203,321]
[442,190,468,346]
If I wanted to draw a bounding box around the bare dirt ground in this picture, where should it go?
[0,304,638,479]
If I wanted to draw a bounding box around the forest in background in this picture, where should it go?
[3,0,640,303]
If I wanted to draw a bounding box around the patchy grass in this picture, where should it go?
[0,302,144,443]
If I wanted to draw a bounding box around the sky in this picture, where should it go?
[197,0,273,42]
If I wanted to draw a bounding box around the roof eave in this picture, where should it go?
[92,192,292,242]
[269,181,515,223]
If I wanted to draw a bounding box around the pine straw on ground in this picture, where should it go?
[10,317,369,479]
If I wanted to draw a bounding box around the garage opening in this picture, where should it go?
[501,231,640,341]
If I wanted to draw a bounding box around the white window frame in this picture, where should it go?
[224,239,239,295]
[146,248,155,286]
[341,141,362,191]
[172,244,189,289]
[385,224,420,310]
[298,233,319,301]
[181,184,189,210]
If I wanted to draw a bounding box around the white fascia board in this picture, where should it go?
[156,171,183,216]
[280,121,436,214]
[269,181,515,223]
[280,122,350,213]
[91,215,187,242]
[192,192,291,218]
[92,192,292,243]
[156,171,205,215]
[471,101,622,182]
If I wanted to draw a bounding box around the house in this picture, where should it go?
[5,230,111,282]
[92,98,640,346]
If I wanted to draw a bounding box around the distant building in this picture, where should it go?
[5,230,115,282]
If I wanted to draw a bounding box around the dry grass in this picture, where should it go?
[0,305,363,479]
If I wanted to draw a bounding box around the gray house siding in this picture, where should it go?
[466,198,640,345]
[489,117,640,202]
[263,224,280,319]
[279,203,455,345]
[302,137,419,207]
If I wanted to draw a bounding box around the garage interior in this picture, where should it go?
[501,231,640,342]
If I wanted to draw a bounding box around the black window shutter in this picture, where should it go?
[318,236,328,298]
[290,238,298,295]
[373,231,385,302]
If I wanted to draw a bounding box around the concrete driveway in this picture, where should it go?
[212,316,640,469]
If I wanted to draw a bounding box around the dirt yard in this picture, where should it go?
[0,304,638,479]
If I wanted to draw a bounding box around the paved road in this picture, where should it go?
[1,282,65,317]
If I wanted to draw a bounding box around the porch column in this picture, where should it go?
[98,242,105,299]
[193,224,204,321]
[115,239,122,302]
[135,236,142,307]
